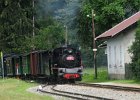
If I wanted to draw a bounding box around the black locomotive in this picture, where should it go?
[52,46,82,81]
[2,45,83,83]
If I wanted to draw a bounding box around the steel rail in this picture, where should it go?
[75,83,140,92]
[52,85,112,100]
[39,85,112,100]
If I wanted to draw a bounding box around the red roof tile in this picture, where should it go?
[96,11,140,39]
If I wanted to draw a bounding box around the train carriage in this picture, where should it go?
[3,55,14,77]
[22,53,31,77]
[2,45,83,83]
[29,51,51,76]
[4,54,23,77]
[38,50,52,76]
[30,51,39,76]
[13,55,23,76]
[29,50,52,82]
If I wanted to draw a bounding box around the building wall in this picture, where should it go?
[107,29,135,79]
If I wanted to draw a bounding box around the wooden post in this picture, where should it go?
[1,52,4,79]
[91,9,97,79]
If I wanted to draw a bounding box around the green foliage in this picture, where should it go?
[96,48,107,67]
[82,67,108,83]
[77,0,140,48]
[0,0,33,53]
[81,48,93,67]
[32,24,65,50]
[129,22,140,79]
[76,0,140,71]
[0,0,65,53]
[76,3,93,47]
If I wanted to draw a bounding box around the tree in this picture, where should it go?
[28,23,65,51]
[76,0,140,68]
[33,1,65,51]
[77,0,140,47]
[0,0,33,53]
[129,22,140,79]
[0,0,66,53]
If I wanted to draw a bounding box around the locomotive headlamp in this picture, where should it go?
[68,49,72,53]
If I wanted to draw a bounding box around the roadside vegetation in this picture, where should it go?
[82,67,140,84]
[82,67,109,83]
[0,78,53,100]
[129,22,140,79]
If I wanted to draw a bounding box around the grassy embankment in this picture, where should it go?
[82,67,108,83]
[0,78,54,100]
[82,67,140,84]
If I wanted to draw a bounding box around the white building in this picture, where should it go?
[96,11,140,79]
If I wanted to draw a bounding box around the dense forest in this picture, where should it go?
[0,0,65,54]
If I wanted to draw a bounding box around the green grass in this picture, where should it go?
[0,78,54,100]
[82,67,109,83]
[82,67,140,84]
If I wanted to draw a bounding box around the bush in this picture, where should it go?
[129,22,140,80]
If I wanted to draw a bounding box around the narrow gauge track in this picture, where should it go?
[39,85,112,100]
[75,83,140,92]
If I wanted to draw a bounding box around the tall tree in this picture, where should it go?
[0,0,65,53]
[129,22,140,79]
[76,0,140,68]
[34,24,65,50]
[0,0,33,53]
[77,0,140,47]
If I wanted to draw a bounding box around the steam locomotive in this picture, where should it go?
[2,45,82,83]
[52,46,82,81]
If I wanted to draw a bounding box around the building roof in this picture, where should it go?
[96,11,140,39]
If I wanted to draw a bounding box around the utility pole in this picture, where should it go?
[32,0,35,50]
[91,9,97,79]
[32,0,35,37]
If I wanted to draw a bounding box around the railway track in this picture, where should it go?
[39,85,112,100]
[38,82,140,100]
[75,83,140,92]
